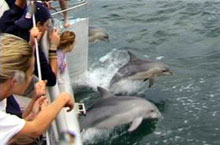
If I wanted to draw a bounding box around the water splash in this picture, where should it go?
[82,128,112,144]
[86,49,149,94]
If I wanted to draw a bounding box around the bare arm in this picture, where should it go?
[22,80,47,119]
[49,28,60,76]
[22,96,48,121]
[50,57,58,75]
[18,92,74,137]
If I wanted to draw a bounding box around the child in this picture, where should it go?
[57,31,76,73]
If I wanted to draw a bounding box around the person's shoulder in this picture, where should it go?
[0,110,25,145]
[0,110,25,123]
[0,99,7,112]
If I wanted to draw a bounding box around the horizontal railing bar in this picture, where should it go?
[51,1,88,16]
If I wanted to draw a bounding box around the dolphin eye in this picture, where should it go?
[162,70,167,72]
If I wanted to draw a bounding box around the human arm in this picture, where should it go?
[22,80,47,119]
[35,48,57,86]
[17,92,74,137]
[30,27,57,86]
[49,28,60,76]
[23,96,48,121]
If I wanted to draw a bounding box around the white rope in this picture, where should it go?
[31,2,50,144]
[32,14,42,80]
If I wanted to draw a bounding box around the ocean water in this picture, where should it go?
[69,0,220,144]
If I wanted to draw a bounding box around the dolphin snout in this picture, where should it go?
[104,38,109,42]
[157,111,162,119]
[169,71,174,75]
[152,110,162,119]
[103,35,109,42]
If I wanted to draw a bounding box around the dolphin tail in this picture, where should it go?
[128,117,143,132]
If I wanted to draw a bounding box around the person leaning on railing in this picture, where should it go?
[0,32,75,145]
[57,31,76,73]
[0,0,59,120]
[0,0,58,86]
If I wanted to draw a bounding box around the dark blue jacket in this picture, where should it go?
[5,0,16,8]
[6,96,22,118]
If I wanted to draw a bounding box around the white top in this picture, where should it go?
[0,100,25,145]
[0,99,6,112]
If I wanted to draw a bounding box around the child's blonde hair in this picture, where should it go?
[58,31,76,51]
[0,34,32,83]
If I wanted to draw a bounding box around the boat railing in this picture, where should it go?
[51,0,88,16]
[42,0,89,145]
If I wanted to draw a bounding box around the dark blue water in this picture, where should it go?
[72,0,220,144]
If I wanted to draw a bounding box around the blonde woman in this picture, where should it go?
[0,33,74,145]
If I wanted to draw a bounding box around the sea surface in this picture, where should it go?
[68,0,220,144]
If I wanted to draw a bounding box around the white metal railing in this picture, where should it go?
[43,1,88,144]
[51,0,88,16]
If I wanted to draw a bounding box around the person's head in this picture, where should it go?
[58,31,76,53]
[15,2,52,35]
[0,34,34,100]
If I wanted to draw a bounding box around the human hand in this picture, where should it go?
[27,96,49,120]
[30,27,42,47]
[43,0,53,9]
[32,96,48,114]
[60,92,75,112]
[34,80,47,99]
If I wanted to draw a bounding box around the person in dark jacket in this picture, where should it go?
[5,0,16,8]
[0,1,58,85]
[0,0,59,118]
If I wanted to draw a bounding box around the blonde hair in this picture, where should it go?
[0,34,33,83]
[58,31,76,51]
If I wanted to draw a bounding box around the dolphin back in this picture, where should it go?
[97,86,114,98]
[80,95,161,131]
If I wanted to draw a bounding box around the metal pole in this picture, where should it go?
[51,1,88,16]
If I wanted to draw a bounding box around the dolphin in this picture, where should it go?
[80,87,161,132]
[89,26,109,44]
[110,51,173,88]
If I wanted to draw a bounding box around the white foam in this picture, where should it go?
[76,49,148,94]
[82,128,111,144]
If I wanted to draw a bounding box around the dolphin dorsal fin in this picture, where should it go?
[128,51,154,64]
[97,87,113,98]
[127,51,141,63]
